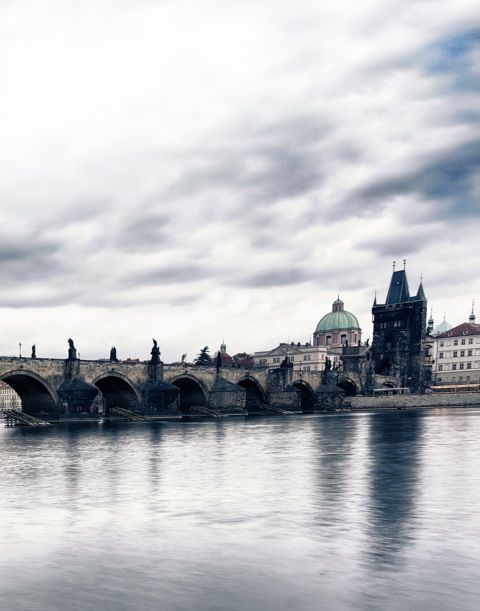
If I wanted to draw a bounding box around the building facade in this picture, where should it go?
[431,310,480,385]
[313,297,362,354]
[0,380,22,411]
[254,342,329,372]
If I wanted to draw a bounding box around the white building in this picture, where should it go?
[254,342,328,372]
[254,296,364,372]
[0,381,22,411]
[431,310,480,385]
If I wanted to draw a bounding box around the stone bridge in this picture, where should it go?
[0,355,365,422]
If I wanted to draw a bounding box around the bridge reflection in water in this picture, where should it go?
[0,354,359,423]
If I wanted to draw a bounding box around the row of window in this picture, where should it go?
[260,355,318,364]
[437,376,473,383]
[438,363,476,371]
[439,338,475,347]
[377,320,403,330]
[438,350,474,358]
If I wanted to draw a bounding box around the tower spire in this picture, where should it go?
[469,300,475,323]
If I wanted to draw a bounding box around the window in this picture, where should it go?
[452,364,457,370]
[454,340,458,346]
[461,350,465,357]
[438,364,443,371]
[439,352,444,358]
[467,362,472,369]
[459,363,464,370]
[468,350,473,356]
[273,357,280,364]
[453,351,458,358]
[467,376,471,381]
[461,339,466,345]
[469,338,473,344]
[440,341,445,347]
[326,336,332,345]
[459,376,464,381]
[303,355,311,361]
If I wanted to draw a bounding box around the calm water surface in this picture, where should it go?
[1,408,480,610]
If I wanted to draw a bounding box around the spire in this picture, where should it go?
[416,275,427,301]
[220,340,226,353]
[385,268,410,304]
[427,306,434,334]
[469,300,475,323]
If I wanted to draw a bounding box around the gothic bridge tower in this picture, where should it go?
[371,261,428,392]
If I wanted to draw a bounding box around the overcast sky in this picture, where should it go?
[1,0,479,362]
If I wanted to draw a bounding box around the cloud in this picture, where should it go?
[0,0,480,360]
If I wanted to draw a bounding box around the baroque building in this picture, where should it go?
[431,307,480,385]
[254,342,327,372]
[254,296,363,373]
[371,263,428,392]
[0,380,22,411]
[313,297,362,354]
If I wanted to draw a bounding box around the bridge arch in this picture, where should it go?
[0,369,59,416]
[92,372,142,413]
[236,377,265,413]
[169,374,209,414]
[337,378,359,396]
[292,380,316,413]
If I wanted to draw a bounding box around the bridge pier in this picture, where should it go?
[266,367,302,413]
[208,377,246,415]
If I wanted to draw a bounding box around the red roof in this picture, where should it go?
[435,322,480,339]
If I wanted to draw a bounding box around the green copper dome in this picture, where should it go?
[315,298,360,332]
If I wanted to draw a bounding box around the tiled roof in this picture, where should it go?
[435,322,480,338]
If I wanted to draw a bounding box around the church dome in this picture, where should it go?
[315,298,360,332]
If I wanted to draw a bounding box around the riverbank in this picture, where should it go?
[346,391,480,410]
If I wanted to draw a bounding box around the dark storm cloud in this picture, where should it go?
[353,140,480,219]
[231,266,311,288]
[356,231,438,258]
[112,211,173,252]
[124,262,209,286]
[169,115,329,207]
[0,234,66,286]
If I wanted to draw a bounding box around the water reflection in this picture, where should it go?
[365,411,423,568]
[1,411,480,611]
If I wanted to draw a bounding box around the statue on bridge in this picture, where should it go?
[31,345,36,359]
[110,346,118,362]
[150,339,161,364]
[68,338,77,361]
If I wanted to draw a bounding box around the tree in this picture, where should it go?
[194,346,213,366]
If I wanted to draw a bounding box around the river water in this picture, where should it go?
[1,408,480,611]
